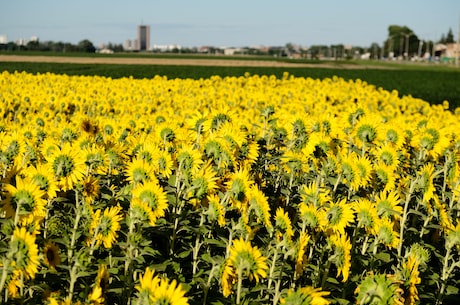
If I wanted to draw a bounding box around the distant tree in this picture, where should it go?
[446,28,455,43]
[78,39,96,53]
[26,40,40,51]
[385,25,420,59]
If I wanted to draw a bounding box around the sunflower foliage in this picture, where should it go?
[0,71,459,304]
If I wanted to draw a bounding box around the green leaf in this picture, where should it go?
[374,252,392,263]
[446,285,459,295]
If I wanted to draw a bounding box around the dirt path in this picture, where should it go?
[0,54,388,69]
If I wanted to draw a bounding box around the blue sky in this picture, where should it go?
[1,0,458,48]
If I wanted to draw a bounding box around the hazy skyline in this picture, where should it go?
[1,0,459,48]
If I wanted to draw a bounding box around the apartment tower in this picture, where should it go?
[137,25,150,51]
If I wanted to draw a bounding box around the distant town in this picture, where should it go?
[1,24,459,63]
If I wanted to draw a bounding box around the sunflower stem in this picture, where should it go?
[267,246,278,290]
[236,266,243,305]
[67,190,82,302]
[320,258,332,289]
[333,172,342,194]
[192,213,205,276]
[398,178,417,257]
[437,246,452,305]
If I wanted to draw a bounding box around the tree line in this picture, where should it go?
[0,25,456,59]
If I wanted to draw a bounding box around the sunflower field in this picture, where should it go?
[0,70,459,305]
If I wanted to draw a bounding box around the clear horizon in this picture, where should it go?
[1,0,459,48]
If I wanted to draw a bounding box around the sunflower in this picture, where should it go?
[89,263,109,304]
[374,190,402,221]
[295,232,311,277]
[9,226,40,279]
[135,267,189,305]
[382,126,405,150]
[46,143,86,191]
[82,144,109,175]
[275,207,294,243]
[355,273,404,305]
[237,140,259,167]
[247,185,272,231]
[125,157,157,185]
[398,255,421,305]
[226,167,254,208]
[352,198,379,235]
[175,144,203,177]
[417,162,437,203]
[337,152,361,191]
[135,267,160,302]
[299,182,331,208]
[372,163,397,193]
[375,218,400,250]
[25,163,59,200]
[205,193,226,227]
[81,175,101,204]
[280,286,330,305]
[328,233,352,282]
[221,262,237,297]
[228,237,268,283]
[2,176,47,222]
[353,155,373,189]
[298,203,328,232]
[150,277,189,305]
[352,114,383,149]
[153,149,174,179]
[324,198,354,235]
[89,205,123,249]
[188,161,219,206]
[43,241,61,270]
[446,221,460,249]
[131,181,169,226]
[373,144,400,170]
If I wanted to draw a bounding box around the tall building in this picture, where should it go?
[137,25,150,51]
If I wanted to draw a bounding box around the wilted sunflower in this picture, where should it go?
[45,143,86,191]
[43,241,61,270]
[89,205,123,249]
[228,237,268,283]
